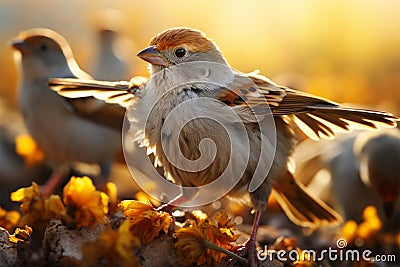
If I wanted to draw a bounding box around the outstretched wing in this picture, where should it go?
[48,76,147,108]
[217,71,398,140]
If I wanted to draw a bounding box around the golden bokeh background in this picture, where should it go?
[0,0,399,113]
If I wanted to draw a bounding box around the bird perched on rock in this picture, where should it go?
[11,28,124,196]
[49,27,398,265]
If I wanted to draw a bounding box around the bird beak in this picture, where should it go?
[137,45,168,66]
[9,38,29,54]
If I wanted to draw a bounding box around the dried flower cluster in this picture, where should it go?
[10,176,113,231]
[0,207,20,231]
[63,176,109,227]
[340,205,382,246]
[9,225,32,243]
[11,182,65,231]
[119,200,172,244]
[269,237,314,267]
[175,210,240,266]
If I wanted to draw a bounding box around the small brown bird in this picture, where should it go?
[11,28,124,196]
[49,27,398,265]
[92,27,132,81]
[90,9,136,82]
[354,128,400,219]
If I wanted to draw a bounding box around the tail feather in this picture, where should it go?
[272,171,342,228]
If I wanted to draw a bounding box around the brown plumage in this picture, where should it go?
[48,27,398,265]
[150,27,214,52]
[11,28,123,196]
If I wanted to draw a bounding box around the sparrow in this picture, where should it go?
[294,133,380,220]
[90,9,136,81]
[294,128,400,229]
[11,28,124,196]
[48,27,398,265]
[91,27,133,81]
[354,128,400,219]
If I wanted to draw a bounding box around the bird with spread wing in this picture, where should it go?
[49,27,398,266]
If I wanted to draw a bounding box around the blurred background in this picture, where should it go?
[1,1,399,204]
[1,0,400,110]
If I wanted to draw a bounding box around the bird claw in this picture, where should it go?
[229,238,258,267]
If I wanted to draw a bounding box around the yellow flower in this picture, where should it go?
[214,210,238,239]
[270,237,315,266]
[340,220,358,244]
[63,176,109,228]
[10,182,41,213]
[11,183,65,231]
[293,248,314,266]
[175,210,240,266]
[9,225,32,243]
[15,134,45,165]
[104,182,118,204]
[339,206,382,246]
[270,236,298,251]
[362,206,382,232]
[104,182,119,215]
[215,210,232,228]
[0,207,20,231]
[201,220,238,263]
[175,224,208,266]
[192,210,208,223]
[116,220,141,265]
[134,191,161,206]
[119,200,171,244]
[82,221,140,267]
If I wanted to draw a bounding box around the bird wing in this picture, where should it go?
[68,98,126,130]
[48,76,146,130]
[217,71,398,140]
[48,76,147,108]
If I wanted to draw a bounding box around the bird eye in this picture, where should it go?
[40,44,48,51]
[174,48,186,58]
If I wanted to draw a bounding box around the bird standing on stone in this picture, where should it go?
[49,27,398,265]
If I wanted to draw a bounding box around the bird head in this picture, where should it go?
[137,27,227,74]
[10,28,89,80]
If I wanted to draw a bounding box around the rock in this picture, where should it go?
[0,227,18,267]
[43,219,104,264]
[140,235,179,267]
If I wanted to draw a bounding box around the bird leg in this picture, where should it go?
[383,201,395,219]
[94,161,112,191]
[40,168,68,197]
[231,209,263,267]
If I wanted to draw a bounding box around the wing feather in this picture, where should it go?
[49,76,147,108]
[217,71,398,140]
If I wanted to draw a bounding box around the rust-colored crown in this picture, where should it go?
[149,27,214,52]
